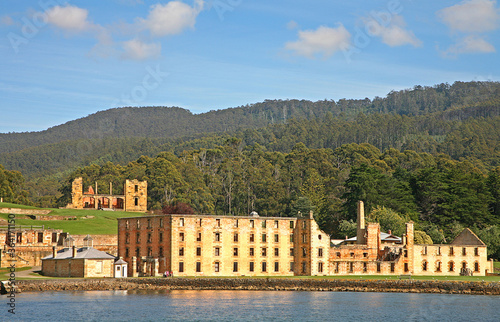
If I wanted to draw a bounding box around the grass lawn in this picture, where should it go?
[0,202,143,235]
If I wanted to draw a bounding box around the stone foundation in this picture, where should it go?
[11,278,500,295]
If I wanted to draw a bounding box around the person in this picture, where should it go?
[163,271,167,278]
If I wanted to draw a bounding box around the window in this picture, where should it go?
[134,184,138,192]
[96,261,103,274]
[125,248,129,258]
[216,219,221,227]
[274,234,279,243]
[233,262,238,272]
[180,232,185,242]
[215,232,221,242]
[179,262,184,273]
[349,262,354,273]
[302,262,307,273]
[262,220,266,228]
[136,232,140,243]
[136,247,140,257]
[436,261,442,272]
[250,233,255,243]
[462,247,467,256]
[423,246,427,255]
[234,219,238,228]
[136,219,141,229]
[196,247,202,256]
[290,248,294,256]
[249,247,254,256]
[199,218,202,227]
[262,247,267,257]
[274,220,279,229]
[262,234,267,242]
[197,232,202,242]
[215,262,220,272]
[125,220,129,230]
[250,220,254,228]
[134,198,139,206]
[462,262,467,270]
[249,262,254,272]
[179,247,184,256]
[290,234,294,243]
[376,262,381,273]
[318,248,323,257]
[404,250,408,258]
[290,221,294,229]
[233,233,239,242]
[336,252,341,258]
[159,232,163,243]
[363,252,368,258]
[318,234,322,240]
[196,262,201,272]
[215,247,220,256]
[302,248,307,257]
[125,233,130,244]
[290,262,294,272]
[302,221,306,229]
[437,247,441,255]
[147,233,152,243]
[262,262,267,272]
[404,263,409,272]
[335,262,340,273]
[302,234,307,243]
[147,247,152,256]
[159,246,163,257]
[233,248,238,257]
[160,218,163,228]
[38,232,43,243]
[147,219,151,229]
[449,261,454,272]
[363,262,368,273]
[390,263,395,273]
[180,218,184,227]
[274,248,279,257]
[274,262,279,272]
[350,252,355,258]
[422,261,428,271]
[474,248,479,256]
[474,262,479,272]
[449,247,454,256]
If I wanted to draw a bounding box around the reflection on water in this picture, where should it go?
[8,290,500,321]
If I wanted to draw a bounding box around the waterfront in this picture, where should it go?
[6,290,500,321]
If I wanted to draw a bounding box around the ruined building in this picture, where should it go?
[66,177,147,212]
[117,201,493,277]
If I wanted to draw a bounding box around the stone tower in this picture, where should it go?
[124,179,147,212]
[70,177,84,209]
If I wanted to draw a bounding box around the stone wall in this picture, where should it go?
[12,278,500,295]
[0,208,51,215]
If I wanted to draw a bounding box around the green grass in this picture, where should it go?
[494,261,500,273]
[0,202,143,234]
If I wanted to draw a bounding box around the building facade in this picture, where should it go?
[117,212,330,277]
[66,177,147,212]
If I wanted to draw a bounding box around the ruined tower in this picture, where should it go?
[356,200,366,244]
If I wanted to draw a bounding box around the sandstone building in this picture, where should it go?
[118,212,330,277]
[117,201,493,277]
[66,177,147,212]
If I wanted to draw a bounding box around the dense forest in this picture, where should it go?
[0,81,499,258]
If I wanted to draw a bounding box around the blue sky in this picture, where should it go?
[1,0,499,133]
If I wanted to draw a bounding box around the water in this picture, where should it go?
[4,290,499,321]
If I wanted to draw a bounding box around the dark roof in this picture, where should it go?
[450,228,486,246]
[42,247,115,260]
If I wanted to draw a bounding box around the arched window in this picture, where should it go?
[448,261,454,272]
[435,261,442,272]
[422,261,428,271]
[474,262,479,272]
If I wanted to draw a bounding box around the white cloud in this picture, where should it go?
[140,0,204,37]
[121,39,161,60]
[437,0,500,33]
[285,24,351,59]
[46,5,93,32]
[364,15,422,47]
[442,35,495,56]
[1,15,14,26]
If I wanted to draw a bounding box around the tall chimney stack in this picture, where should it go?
[356,200,366,244]
[52,246,57,258]
[72,245,77,258]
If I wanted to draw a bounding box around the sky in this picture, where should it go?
[1,0,500,133]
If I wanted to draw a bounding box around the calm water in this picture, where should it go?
[4,290,499,321]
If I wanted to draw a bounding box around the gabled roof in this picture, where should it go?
[450,228,486,246]
[42,247,115,260]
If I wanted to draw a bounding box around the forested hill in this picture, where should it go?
[1,81,500,155]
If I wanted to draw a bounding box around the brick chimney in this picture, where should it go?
[388,229,392,235]
[52,246,57,258]
[72,245,77,257]
[356,201,366,244]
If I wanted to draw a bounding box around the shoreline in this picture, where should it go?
[7,278,500,295]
